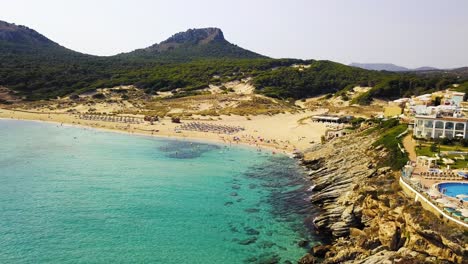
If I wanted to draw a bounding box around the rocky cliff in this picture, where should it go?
[299,132,467,263]
[145,28,226,52]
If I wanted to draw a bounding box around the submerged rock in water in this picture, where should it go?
[244,208,260,213]
[243,256,258,263]
[257,240,276,249]
[238,237,258,245]
[255,252,281,264]
[158,141,220,159]
[244,227,260,236]
[224,201,233,206]
[297,240,309,248]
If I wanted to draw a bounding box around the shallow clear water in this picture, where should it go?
[438,182,468,201]
[0,120,319,263]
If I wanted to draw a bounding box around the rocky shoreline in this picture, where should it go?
[297,132,467,264]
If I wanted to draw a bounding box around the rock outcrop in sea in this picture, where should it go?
[298,132,467,263]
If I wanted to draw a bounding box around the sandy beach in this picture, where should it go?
[0,108,329,154]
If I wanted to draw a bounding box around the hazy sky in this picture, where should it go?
[1,0,467,68]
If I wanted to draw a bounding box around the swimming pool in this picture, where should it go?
[438,182,468,201]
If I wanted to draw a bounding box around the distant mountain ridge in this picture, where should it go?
[350,62,439,72]
[0,20,265,60]
[413,66,439,71]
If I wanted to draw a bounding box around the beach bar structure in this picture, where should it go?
[311,115,352,123]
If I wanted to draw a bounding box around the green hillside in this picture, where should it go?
[0,20,465,102]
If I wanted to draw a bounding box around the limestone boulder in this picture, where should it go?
[378,221,400,251]
[298,253,316,264]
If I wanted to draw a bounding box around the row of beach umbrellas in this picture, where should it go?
[78,114,142,124]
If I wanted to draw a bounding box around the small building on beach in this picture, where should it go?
[326,128,352,139]
[311,115,352,123]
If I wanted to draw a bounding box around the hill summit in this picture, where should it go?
[0,20,58,47]
[147,27,225,52]
[0,20,83,59]
[125,27,265,60]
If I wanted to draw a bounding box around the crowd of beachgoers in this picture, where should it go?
[216,133,302,155]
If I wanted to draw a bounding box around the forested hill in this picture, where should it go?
[0,21,268,99]
[0,19,466,102]
[0,20,88,59]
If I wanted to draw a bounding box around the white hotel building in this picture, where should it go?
[413,115,468,139]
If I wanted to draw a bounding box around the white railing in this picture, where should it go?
[396,128,409,139]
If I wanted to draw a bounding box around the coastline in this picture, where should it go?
[0,108,328,156]
[0,116,287,156]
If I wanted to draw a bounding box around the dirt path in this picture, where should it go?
[402,134,417,161]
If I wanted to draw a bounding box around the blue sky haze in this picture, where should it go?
[1,0,467,68]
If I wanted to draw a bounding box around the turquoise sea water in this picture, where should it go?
[0,120,320,263]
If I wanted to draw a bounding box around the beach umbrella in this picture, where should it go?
[460,209,468,218]
[442,202,458,208]
[427,189,441,197]
[458,171,468,179]
[410,178,420,184]
[436,197,451,204]
[444,201,458,209]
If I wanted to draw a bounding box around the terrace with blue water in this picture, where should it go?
[401,152,468,226]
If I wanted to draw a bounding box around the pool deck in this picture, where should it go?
[401,135,468,227]
[399,177,468,228]
[408,165,467,204]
